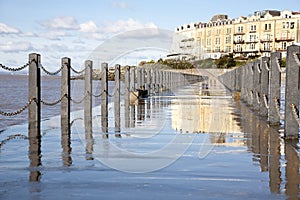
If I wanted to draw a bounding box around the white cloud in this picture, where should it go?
[0,41,33,52]
[78,18,158,40]
[41,30,70,40]
[0,23,21,34]
[79,21,98,33]
[40,16,79,30]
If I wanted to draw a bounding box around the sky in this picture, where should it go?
[0,0,299,72]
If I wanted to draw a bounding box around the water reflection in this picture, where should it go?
[238,100,300,198]
[61,126,72,166]
[28,129,42,182]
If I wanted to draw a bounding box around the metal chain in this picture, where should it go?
[41,94,67,106]
[71,93,88,104]
[0,98,36,116]
[0,134,29,149]
[274,98,284,120]
[39,64,63,75]
[262,94,269,109]
[293,52,300,66]
[70,65,88,74]
[264,61,270,71]
[290,104,300,125]
[256,91,260,104]
[88,90,104,98]
[0,62,30,71]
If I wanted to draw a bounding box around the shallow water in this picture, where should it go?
[0,73,299,199]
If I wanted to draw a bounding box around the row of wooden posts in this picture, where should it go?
[218,44,300,139]
[27,53,205,140]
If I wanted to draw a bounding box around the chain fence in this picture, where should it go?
[0,134,29,149]
[41,94,67,106]
[39,64,63,76]
[0,98,36,116]
[0,62,30,72]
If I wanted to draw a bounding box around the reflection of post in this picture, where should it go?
[114,64,121,135]
[284,140,300,198]
[29,133,41,182]
[137,99,145,121]
[259,122,269,172]
[101,63,108,134]
[269,128,281,194]
[61,130,72,166]
[84,60,93,135]
[124,66,130,128]
[130,105,135,128]
[85,125,94,160]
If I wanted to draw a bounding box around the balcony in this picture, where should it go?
[233,49,243,53]
[245,40,259,44]
[260,48,271,52]
[233,32,245,36]
[242,49,259,53]
[234,40,245,44]
[275,37,295,42]
[260,39,273,43]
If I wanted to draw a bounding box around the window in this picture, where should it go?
[226,46,231,52]
[216,29,221,35]
[250,35,256,42]
[226,28,231,34]
[226,36,231,44]
[263,43,270,51]
[215,46,220,52]
[282,22,286,29]
[215,38,220,45]
[238,26,244,33]
[265,24,268,30]
[250,43,256,50]
[282,42,287,50]
[250,25,256,31]
[269,24,271,30]
[291,22,295,29]
[236,44,242,52]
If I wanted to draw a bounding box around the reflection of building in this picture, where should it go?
[171,98,241,135]
[171,10,300,59]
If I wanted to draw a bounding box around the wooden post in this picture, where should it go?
[269,52,282,125]
[114,64,121,133]
[28,53,41,182]
[61,57,71,135]
[84,60,93,133]
[28,53,41,137]
[101,63,108,134]
[259,57,270,117]
[284,45,300,139]
[124,66,130,128]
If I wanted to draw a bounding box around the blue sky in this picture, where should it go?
[0,0,299,71]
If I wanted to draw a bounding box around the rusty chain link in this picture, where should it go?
[0,98,36,116]
[70,65,88,74]
[0,62,30,71]
[70,93,88,104]
[39,64,63,75]
[41,94,67,106]
[88,90,104,98]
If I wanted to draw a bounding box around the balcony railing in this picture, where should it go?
[233,40,245,44]
[275,37,295,42]
[245,40,259,44]
[260,39,273,43]
[260,48,271,52]
[233,32,245,35]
